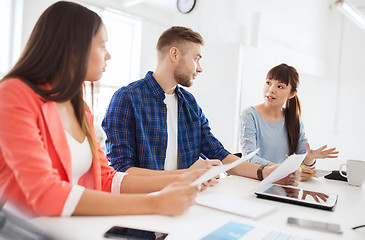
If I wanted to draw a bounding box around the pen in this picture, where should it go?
[199,153,208,160]
[300,165,317,178]
[199,153,228,176]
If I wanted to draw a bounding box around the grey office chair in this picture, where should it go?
[0,203,53,240]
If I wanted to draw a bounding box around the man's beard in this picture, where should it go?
[174,61,193,87]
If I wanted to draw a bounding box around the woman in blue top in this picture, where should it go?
[240,63,338,181]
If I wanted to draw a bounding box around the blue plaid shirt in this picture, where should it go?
[102,71,230,172]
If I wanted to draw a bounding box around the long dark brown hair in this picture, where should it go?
[267,63,301,155]
[1,1,101,159]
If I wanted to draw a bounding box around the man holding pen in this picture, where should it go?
[102,26,300,183]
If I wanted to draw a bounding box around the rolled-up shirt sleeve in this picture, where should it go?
[61,185,85,217]
[61,172,128,216]
[111,172,128,194]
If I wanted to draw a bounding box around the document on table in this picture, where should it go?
[195,193,276,220]
[166,218,311,240]
[257,153,306,190]
[191,149,260,187]
[200,221,311,240]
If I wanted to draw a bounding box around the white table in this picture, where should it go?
[30,164,365,240]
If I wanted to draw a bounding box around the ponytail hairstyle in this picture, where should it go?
[266,63,301,155]
[2,1,102,160]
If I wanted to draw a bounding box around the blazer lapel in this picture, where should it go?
[41,101,72,182]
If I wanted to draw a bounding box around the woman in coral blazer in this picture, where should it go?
[0,1,203,218]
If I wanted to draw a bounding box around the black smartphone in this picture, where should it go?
[324,170,347,182]
[104,226,156,239]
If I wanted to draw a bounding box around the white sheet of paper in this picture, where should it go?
[257,153,306,190]
[195,193,276,220]
[191,149,259,187]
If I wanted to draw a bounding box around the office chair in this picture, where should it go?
[0,203,53,240]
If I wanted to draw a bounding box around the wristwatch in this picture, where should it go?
[257,165,266,181]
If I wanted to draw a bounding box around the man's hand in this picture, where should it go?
[178,169,206,183]
[179,168,219,191]
[189,158,222,171]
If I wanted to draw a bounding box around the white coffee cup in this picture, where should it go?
[339,160,365,187]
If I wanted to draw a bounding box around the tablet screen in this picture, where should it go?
[255,185,338,211]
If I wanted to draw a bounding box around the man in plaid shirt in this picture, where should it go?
[102,26,299,181]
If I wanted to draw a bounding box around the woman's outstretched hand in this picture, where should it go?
[303,142,339,166]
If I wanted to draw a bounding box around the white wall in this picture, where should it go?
[174,0,365,163]
[15,0,365,161]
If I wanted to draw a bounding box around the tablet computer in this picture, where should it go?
[255,184,338,211]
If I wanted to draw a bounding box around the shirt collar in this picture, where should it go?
[174,84,184,100]
[145,71,165,100]
[145,71,184,101]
